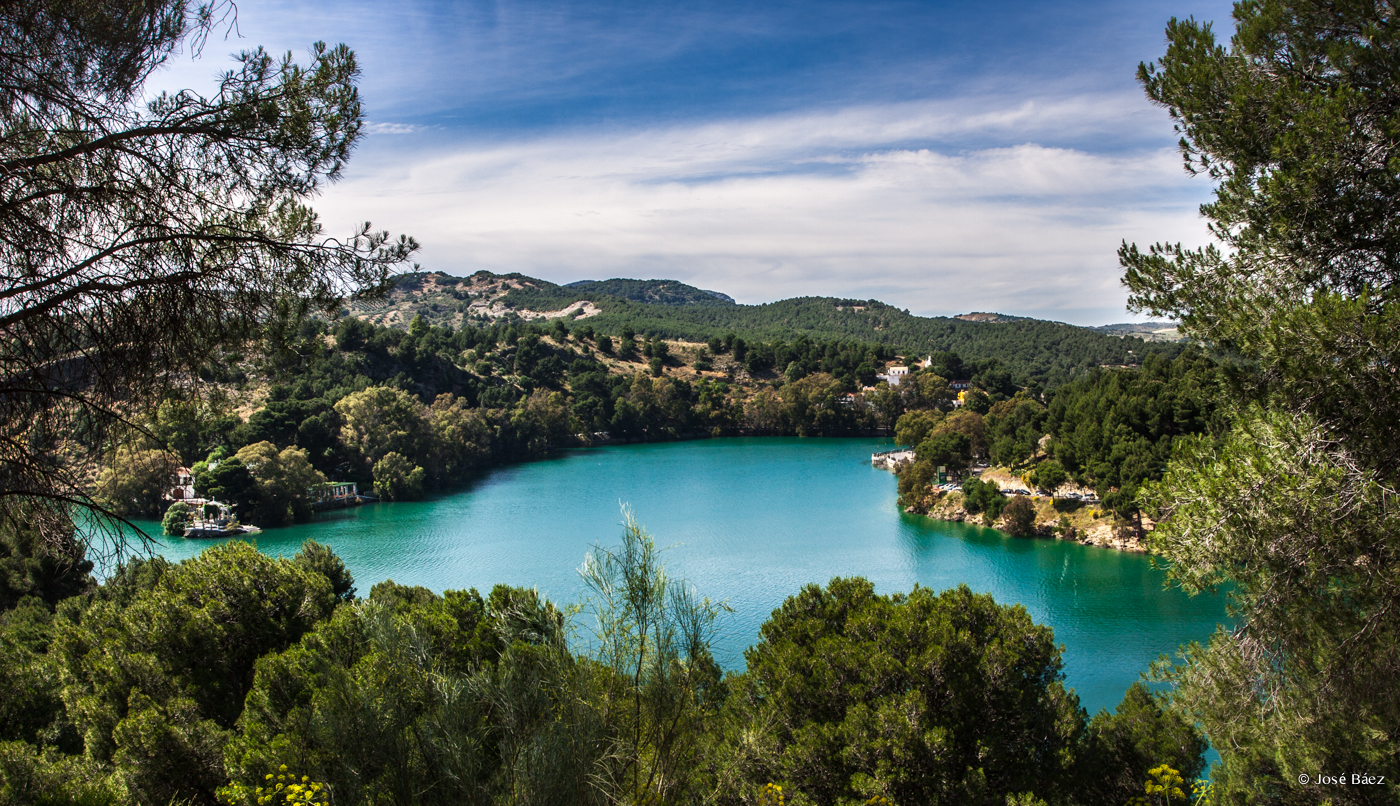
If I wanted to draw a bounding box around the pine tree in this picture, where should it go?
[1123,2,1400,797]
[0,0,417,558]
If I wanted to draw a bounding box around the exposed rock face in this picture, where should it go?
[1077,523,1145,552]
[345,271,602,330]
[1091,322,1185,343]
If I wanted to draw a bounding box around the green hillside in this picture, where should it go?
[565,278,735,305]
[497,280,1176,389]
[594,298,1173,387]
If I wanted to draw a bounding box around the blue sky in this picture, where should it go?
[160,0,1237,324]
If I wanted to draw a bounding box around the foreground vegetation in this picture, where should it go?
[0,519,1205,806]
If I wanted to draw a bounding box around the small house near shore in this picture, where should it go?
[311,481,365,511]
[168,467,196,501]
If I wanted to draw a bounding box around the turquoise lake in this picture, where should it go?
[118,437,1226,716]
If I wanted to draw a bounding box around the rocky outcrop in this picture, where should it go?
[904,490,1148,553]
[1075,523,1145,553]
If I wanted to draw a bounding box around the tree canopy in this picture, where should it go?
[0,0,416,559]
[725,578,1085,805]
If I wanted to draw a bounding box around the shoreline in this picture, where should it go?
[157,436,1150,556]
[148,433,897,540]
[904,489,1148,553]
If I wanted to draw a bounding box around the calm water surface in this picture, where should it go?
[121,437,1225,715]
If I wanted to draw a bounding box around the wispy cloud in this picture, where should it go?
[364,121,423,135]
[317,94,1214,325]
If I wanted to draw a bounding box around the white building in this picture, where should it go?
[167,467,196,501]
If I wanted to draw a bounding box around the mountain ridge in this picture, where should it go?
[341,271,1181,388]
[564,278,736,305]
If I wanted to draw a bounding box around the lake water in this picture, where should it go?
[119,437,1226,715]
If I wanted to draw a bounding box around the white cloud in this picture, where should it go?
[364,121,422,135]
[316,95,1214,325]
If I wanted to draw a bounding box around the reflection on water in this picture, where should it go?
[106,437,1225,715]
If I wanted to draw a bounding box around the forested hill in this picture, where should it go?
[349,271,1178,389]
[580,298,1179,390]
[565,278,736,305]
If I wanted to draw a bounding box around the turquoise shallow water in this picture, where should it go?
[116,437,1226,715]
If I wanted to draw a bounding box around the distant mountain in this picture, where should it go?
[564,278,735,305]
[1092,322,1184,343]
[954,312,1029,324]
[956,313,1184,343]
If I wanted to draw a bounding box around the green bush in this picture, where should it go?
[1002,494,1036,536]
[961,478,1007,520]
[372,452,426,501]
[160,502,192,536]
[50,543,337,805]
